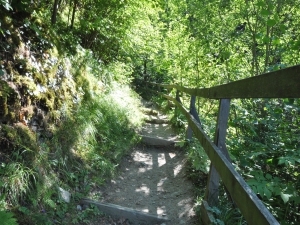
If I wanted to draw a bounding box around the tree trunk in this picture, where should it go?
[51,0,59,25]
[70,0,78,29]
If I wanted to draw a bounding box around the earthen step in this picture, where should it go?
[140,135,179,146]
[141,108,158,116]
[80,198,170,225]
[144,116,169,124]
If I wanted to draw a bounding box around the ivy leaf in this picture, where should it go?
[267,19,276,26]
[257,185,264,197]
[278,157,286,165]
[280,192,292,204]
[256,1,265,7]
[261,9,270,16]
[279,24,287,32]
[265,173,272,180]
[264,187,272,199]
[0,70,4,76]
[255,33,264,39]
[262,36,270,43]
[247,178,257,186]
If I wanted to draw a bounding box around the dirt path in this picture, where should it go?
[93,102,198,225]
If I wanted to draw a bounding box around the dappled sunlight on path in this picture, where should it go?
[92,101,197,224]
[96,146,197,225]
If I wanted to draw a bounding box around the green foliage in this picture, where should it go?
[0,0,299,224]
[73,83,142,178]
[186,138,210,175]
[0,162,36,205]
[227,98,300,223]
[71,205,102,224]
[207,204,246,225]
[0,210,18,225]
[0,5,144,224]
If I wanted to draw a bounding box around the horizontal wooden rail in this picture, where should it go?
[158,93,280,225]
[149,65,300,224]
[150,64,300,99]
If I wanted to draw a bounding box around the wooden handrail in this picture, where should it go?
[147,65,300,225]
[150,64,300,99]
[158,93,279,225]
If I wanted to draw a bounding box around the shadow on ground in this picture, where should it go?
[94,144,197,225]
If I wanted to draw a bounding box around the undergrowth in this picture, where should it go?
[0,5,144,224]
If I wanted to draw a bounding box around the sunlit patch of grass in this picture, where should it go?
[73,83,143,178]
[1,162,37,205]
[0,12,145,223]
[109,82,145,129]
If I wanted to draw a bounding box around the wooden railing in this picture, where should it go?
[148,64,300,225]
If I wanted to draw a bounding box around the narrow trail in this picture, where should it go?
[91,101,198,225]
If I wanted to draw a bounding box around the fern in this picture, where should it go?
[0,211,18,225]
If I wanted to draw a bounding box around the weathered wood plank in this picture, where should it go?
[200,201,215,225]
[150,64,300,99]
[187,96,201,140]
[140,135,179,146]
[159,93,280,225]
[204,99,231,207]
[149,82,209,97]
[208,65,300,98]
[80,198,170,225]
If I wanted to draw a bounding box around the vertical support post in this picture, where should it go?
[158,85,161,92]
[187,96,201,140]
[204,99,231,206]
[174,90,182,117]
[175,90,182,103]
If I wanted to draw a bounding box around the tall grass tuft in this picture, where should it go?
[1,162,36,205]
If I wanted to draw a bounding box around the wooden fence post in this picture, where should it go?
[174,90,182,117]
[175,90,182,103]
[187,96,201,140]
[150,79,286,224]
[204,99,231,206]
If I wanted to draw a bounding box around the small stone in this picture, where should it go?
[58,187,71,203]
[76,205,82,211]
[162,213,167,216]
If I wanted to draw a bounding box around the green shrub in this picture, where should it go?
[0,210,18,225]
